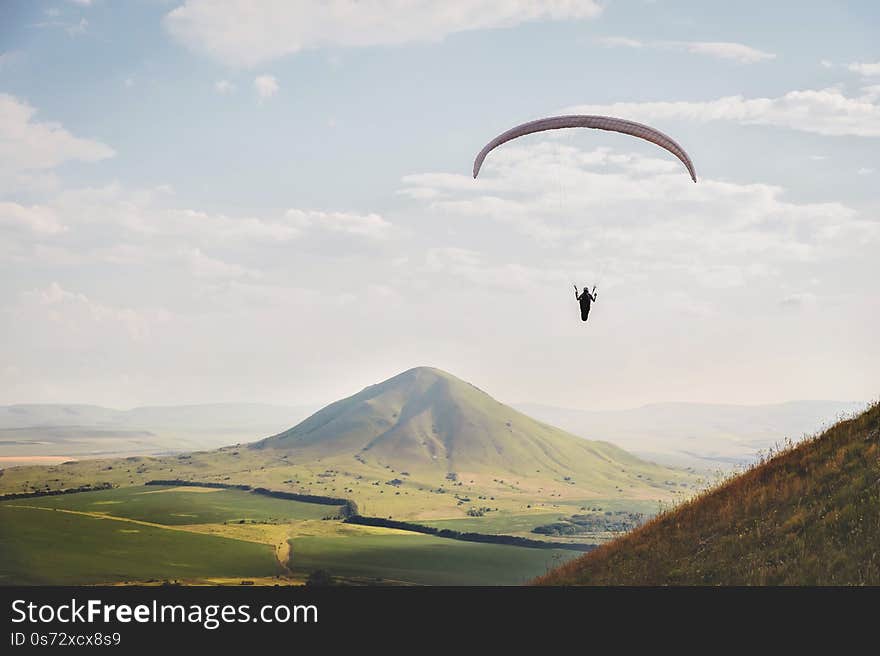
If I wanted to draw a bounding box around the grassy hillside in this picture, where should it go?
[0,504,280,585]
[256,367,687,493]
[0,485,580,585]
[287,531,579,586]
[537,401,880,585]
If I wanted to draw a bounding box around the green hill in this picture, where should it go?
[0,367,695,525]
[536,401,880,585]
[254,367,680,493]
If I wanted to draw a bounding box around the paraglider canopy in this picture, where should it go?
[473,114,697,183]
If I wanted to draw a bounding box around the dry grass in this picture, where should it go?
[536,401,880,586]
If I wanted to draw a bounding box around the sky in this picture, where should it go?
[0,0,878,411]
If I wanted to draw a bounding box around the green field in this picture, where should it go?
[0,485,587,585]
[420,512,568,536]
[0,505,279,585]
[420,499,662,536]
[20,485,337,525]
[288,533,583,585]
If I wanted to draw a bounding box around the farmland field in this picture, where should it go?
[0,505,279,585]
[0,485,587,585]
[287,532,583,585]
[20,485,337,525]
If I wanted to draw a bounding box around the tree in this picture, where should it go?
[306,569,334,587]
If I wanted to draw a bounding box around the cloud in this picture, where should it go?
[0,202,66,235]
[284,208,391,238]
[597,36,643,48]
[0,183,395,281]
[214,79,235,94]
[399,142,876,289]
[678,41,775,64]
[0,51,22,71]
[567,86,880,137]
[779,292,818,309]
[0,94,115,188]
[598,36,775,63]
[857,167,875,175]
[18,282,171,342]
[66,18,89,35]
[253,74,278,100]
[848,61,880,76]
[165,0,603,67]
[820,59,833,69]
[424,247,566,292]
[185,247,262,280]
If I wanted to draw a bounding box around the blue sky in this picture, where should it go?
[1,1,878,409]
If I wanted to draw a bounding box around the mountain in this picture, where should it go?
[254,367,685,493]
[537,401,880,585]
[0,403,317,461]
[0,367,696,522]
[515,400,866,471]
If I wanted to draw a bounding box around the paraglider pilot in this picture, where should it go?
[574,284,597,322]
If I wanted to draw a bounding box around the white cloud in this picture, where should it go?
[18,283,171,342]
[857,167,875,175]
[68,0,94,6]
[848,61,880,76]
[214,79,235,94]
[253,74,278,100]
[285,208,391,238]
[165,0,603,67]
[676,41,775,64]
[820,59,833,69]
[598,36,643,48]
[598,36,775,64]
[779,292,818,309]
[0,202,66,235]
[66,18,88,35]
[185,247,262,280]
[400,142,876,290]
[123,77,134,88]
[424,247,565,292]
[0,94,115,185]
[567,86,880,137]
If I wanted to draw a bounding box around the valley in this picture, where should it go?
[0,367,698,585]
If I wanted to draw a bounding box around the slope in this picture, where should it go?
[536,401,880,585]
[253,367,682,493]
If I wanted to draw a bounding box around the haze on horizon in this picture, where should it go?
[1,1,878,412]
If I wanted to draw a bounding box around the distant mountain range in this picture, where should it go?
[515,400,866,471]
[0,402,317,461]
[0,391,864,472]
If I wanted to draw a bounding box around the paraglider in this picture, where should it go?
[472,114,697,325]
[473,114,697,182]
[574,284,597,322]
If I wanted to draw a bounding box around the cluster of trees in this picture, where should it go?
[0,482,113,501]
[532,511,646,536]
[345,515,594,551]
[145,479,359,518]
